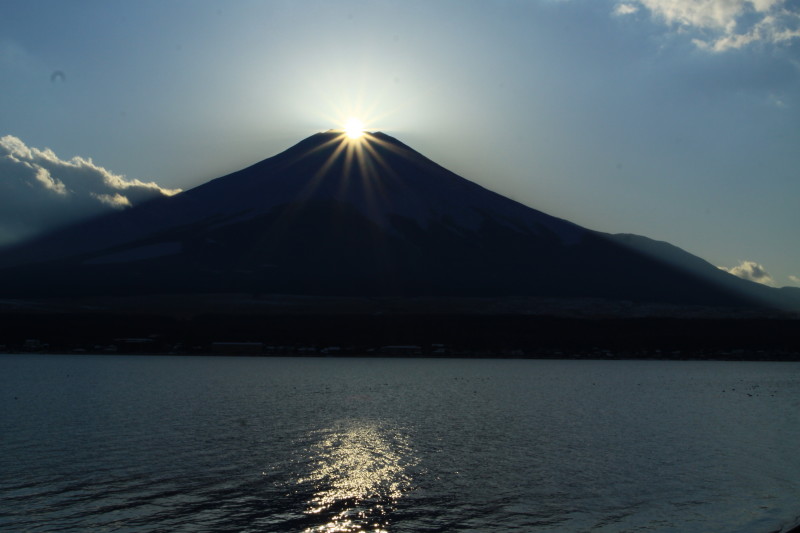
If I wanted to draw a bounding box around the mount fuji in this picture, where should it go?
[0,131,796,312]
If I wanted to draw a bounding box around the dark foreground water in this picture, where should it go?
[2,355,800,533]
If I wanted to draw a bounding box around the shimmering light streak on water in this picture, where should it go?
[293,421,416,532]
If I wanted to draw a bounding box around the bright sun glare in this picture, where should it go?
[344,118,365,139]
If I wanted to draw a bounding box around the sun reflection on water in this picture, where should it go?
[296,421,416,532]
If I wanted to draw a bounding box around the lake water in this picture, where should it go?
[2,355,800,533]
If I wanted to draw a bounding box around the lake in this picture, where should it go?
[2,355,800,532]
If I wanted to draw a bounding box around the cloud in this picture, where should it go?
[91,193,133,208]
[0,135,180,246]
[614,3,639,16]
[614,0,800,51]
[718,260,777,286]
[789,275,800,286]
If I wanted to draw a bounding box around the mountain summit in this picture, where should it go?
[0,131,795,310]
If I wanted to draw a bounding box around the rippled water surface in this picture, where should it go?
[2,355,800,532]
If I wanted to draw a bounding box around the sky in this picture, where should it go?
[1,0,799,287]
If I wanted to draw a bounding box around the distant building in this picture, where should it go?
[114,338,156,353]
[23,339,47,352]
[378,345,422,356]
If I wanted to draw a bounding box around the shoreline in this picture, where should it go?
[6,347,800,360]
[1,311,798,361]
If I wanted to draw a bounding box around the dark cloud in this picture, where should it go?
[0,135,180,245]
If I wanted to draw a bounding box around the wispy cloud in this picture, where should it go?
[718,260,777,286]
[0,135,180,245]
[614,3,639,16]
[789,275,800,286]
[614,0,800,51]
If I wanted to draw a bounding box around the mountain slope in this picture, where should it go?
[0,131,792,310]
[609,233,800,311]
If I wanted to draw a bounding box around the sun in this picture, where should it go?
[343,117,365,139]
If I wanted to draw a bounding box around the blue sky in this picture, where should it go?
[1,0,799,286]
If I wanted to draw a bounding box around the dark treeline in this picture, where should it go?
[0,313,798,360]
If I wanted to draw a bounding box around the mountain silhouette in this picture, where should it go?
[0,131,796,311]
